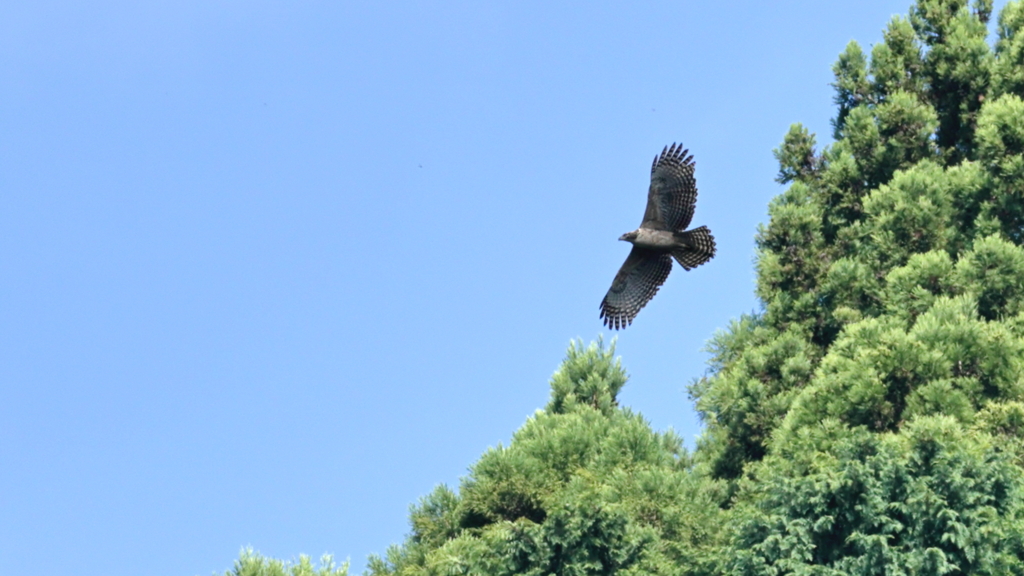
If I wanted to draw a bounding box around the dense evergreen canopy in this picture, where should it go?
[225,0,1024,574]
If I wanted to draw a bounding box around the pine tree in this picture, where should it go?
[694,0,1024,572]
[364,340,726,576]
[224,548,349,576]
[694,0,1024,480]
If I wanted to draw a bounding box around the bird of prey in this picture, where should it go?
[600,143,716,329]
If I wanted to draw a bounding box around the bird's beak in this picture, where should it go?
[618,234,628,241]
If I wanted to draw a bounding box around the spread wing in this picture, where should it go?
[600,248,673,330]
[640,143,697,231]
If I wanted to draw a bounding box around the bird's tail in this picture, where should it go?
[672,226,716,270]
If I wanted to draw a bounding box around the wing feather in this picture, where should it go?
[599,248,673,329]
[642,143,697,231]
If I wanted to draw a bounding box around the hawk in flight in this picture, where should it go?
[600,143,716,329]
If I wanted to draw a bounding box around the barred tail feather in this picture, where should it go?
[672,226,716,270]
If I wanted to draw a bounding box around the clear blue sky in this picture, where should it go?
[1,1,992,574]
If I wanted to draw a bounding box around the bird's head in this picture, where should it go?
[619,231,638,243]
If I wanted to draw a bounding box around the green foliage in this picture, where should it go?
[365,340,727,576]
[883,249,956,323]
[832,41,871,139]
[841,91,939,189]
[693,323,817,480]
[547,338,628,416]
[693,0,1024,571]
[913,0,993,160]
[725,417,1024,575]
[955,234,1024,319]
[975,401,1024,463]
[870,17,925,98]
[993,1,1024,96]
[976,93,1024,243]
[694,0,1024,482]
[777,295,1024,438]
[773,124,821,185]
[226,548,349,576]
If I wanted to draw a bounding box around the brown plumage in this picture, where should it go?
[600,143,716,329]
